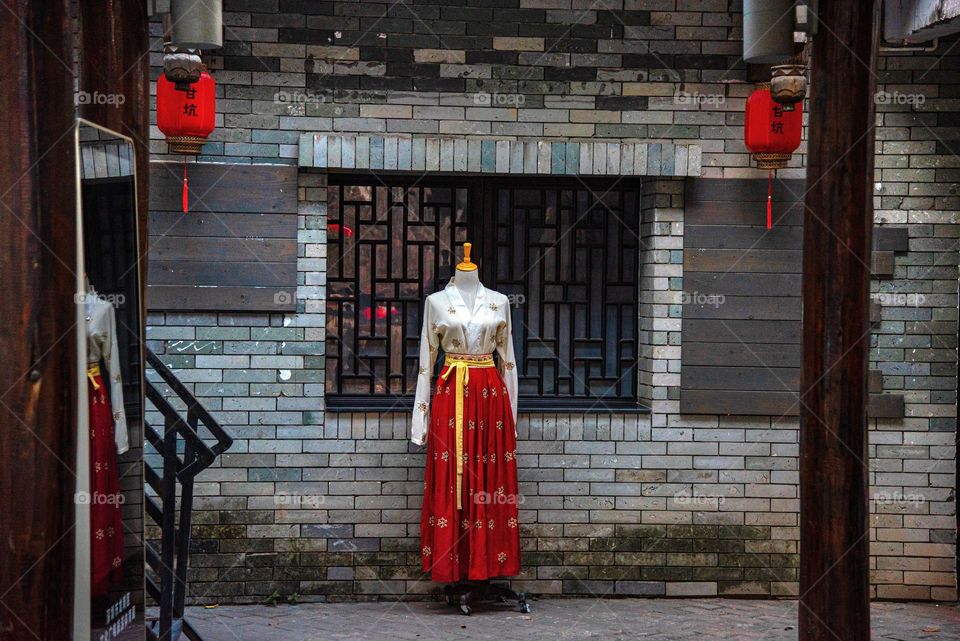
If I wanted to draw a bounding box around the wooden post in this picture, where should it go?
[0,1,78,639]
[800,2,881,641]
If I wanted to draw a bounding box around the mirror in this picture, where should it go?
[75,119,145,641]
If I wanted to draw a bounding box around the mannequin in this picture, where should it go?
[412,242,529,615]
[451,242,480,311]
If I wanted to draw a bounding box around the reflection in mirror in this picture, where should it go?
[77,120,145,641]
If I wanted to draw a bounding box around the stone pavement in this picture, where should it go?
[184,598,960,641]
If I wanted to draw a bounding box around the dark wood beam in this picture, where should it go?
[0,0,78,638]
[800,2,882,641]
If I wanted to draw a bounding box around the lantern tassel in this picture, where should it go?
[766,170,773,230]
[182,159,189,213]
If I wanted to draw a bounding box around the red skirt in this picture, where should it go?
[88,368,124,597]
[420,363,521,582]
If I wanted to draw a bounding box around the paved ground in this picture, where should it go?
[183,598,960,641]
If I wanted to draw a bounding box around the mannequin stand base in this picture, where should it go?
[443,580,530,615]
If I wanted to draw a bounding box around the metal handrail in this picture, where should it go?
[144,347,232,641]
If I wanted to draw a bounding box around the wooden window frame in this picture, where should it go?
[325,172,648,415]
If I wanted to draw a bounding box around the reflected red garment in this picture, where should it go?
[420,365,521,582]
[89,372,124,597]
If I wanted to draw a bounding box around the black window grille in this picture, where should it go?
[325,174,643,413]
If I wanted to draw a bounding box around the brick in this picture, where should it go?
[493,37,545,51]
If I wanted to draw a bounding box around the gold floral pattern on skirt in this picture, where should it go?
[420,363,521,582]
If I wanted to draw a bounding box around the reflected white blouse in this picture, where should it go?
[86,294,130,454]
[411,280,519,445]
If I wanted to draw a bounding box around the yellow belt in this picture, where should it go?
[440,353,495,510]
[87,364,101,390]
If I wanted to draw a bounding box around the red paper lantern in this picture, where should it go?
[157,68,216,155]
[744,84,803,229]
[744,85,802,170]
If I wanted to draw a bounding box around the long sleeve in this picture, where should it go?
[102,304,129,455]
[411,299,439,445]
[496,302,519,429]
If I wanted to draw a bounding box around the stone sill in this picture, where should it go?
[299,133,701,177]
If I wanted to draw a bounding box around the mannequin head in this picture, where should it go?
[456,242,478,272]
[452,242,480,294]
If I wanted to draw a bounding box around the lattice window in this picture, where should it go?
[326,179,468,401]
[325,175,642,412]
[483,183,640,407]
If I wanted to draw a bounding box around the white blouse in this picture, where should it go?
[86,294,130,454]
[411,279,519,445]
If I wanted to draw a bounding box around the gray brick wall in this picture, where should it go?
[146,1,957,602]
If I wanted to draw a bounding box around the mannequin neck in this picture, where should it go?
[452,267,480,310]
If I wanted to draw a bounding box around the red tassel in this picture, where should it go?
[182,159,189,213]
[766,170,773,229]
